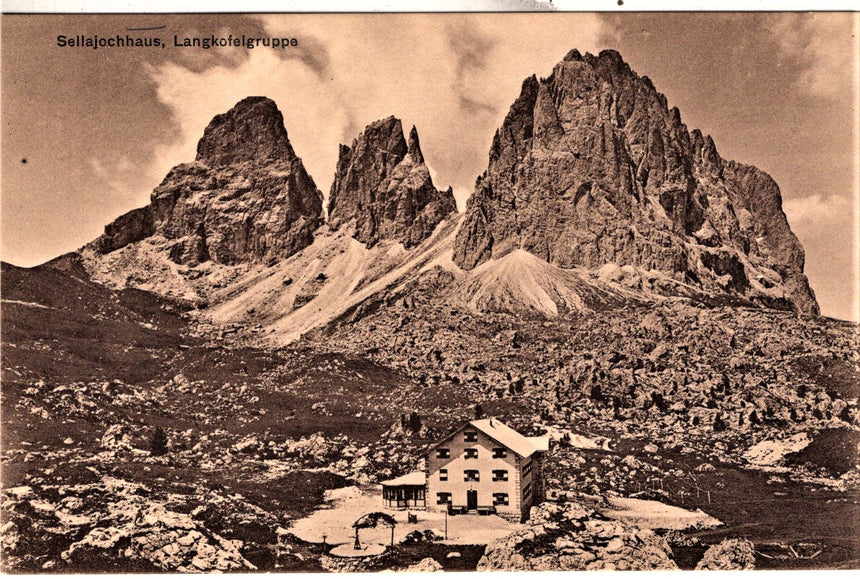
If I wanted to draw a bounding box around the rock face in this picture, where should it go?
[453,49,818,315]
[695,538,756,570]
[328,117,456,248]
[92,96,323,265]
[477,501,678,571]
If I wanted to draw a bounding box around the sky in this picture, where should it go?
[1,13,857,321]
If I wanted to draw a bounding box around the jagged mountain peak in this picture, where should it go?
[327,117,456,248]
[86,96,323,272]
[453,48,818,316]
[195,96,298,167]
[407,125,424,163]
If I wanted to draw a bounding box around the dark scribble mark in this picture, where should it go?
[127,26,167,31]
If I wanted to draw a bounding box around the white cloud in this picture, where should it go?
[783,193,858,321]
[767,13,858,99]
[88,154,149,206]
[783,193,855,232]
[143,13,608,203]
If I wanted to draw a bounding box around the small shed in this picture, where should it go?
[381,471,426,509]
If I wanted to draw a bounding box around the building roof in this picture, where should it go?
[469,418,546,458]
[425,418,548,459]
[527,435,551,453]
[380,471,426,487]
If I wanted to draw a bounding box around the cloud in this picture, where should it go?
[783,193,858,322]
[168,26,251,73]
[766,13,858,99]
[142,13,608,206]
[783,193,855,232]
[446,19,499,116]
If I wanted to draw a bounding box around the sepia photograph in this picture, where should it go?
[1,8,858,572]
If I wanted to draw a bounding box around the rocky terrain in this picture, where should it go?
[2,49,857,572]
[453,49,818,316]
[328,117,456,248]
[477,500,678,571]
[82,96,323,304]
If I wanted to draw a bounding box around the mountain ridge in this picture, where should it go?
[88,96,324,267]
[2,48,858,575]
[452,49,818,316]
[40,48,822,327]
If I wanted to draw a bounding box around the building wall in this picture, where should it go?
[426,426,523,519]
[382,485,426,510]
[517,453,543,520]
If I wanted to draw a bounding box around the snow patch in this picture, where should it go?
[541,425,611,451]
[2,299,53,309]
[743,432,812,466]
[602,497,722,530]
[324,485,363,503]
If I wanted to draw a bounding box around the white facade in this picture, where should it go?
[424,418,546,522]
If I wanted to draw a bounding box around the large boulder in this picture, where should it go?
[695,538,756,570]
[477,501,678,571]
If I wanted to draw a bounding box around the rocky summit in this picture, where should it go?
[327,117,456,248]
[453,49,818,316]
[90,96,323,266]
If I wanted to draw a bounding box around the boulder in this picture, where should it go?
[695,538,756,570]
[478,500,677,571]
[404,557,443,572]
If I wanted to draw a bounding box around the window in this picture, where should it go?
[492,447,507,458]
[492,493,509,506]
[464,431,478,442]
[464,469,480,482]
[439,469,448,481]
[465,448,478,459]
[523,483,532,498]
[436,448,450,459]
[523,460,532,476]
[492,469,509,482]
[436,492,452,505]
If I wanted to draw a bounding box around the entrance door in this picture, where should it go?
[467,490,478,510]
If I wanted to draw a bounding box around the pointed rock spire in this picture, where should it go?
[407,125,424,163]
[328,117,455,248]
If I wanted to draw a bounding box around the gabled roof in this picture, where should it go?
[426,418,547,459]
[380,471,426,487]
[527,435,551,453]
[470,418,544,458]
